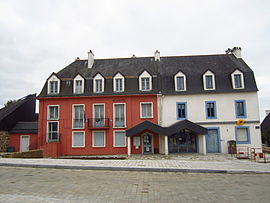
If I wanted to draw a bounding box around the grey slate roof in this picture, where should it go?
[9,121,38,134]
[261,114,270,132]
[38,53,258,98]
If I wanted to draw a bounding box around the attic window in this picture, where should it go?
[139,71,152,91]
[203,70,216,90]
[93,73,104,93]
[47,74,60,95]
[113,73,125,92]
[174,72,186,91]
[73,75,85,94]
[231,70,245,89]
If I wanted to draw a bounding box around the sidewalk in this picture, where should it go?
[1,154,270,174]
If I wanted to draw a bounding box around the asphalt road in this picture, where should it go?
[0,166,270,203]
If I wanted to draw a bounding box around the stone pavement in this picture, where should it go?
[0,154,270,173]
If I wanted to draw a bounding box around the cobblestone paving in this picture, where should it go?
[1,167,270,203]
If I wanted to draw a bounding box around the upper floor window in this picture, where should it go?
[205,101,217,119]
[139,70,152,91]
[140,102,153,118]
[114,103,126,128]
[47,74,60,95]
[203,70,215,90]
[48,105,59,120]
[231,69,245,89]
[93,73,104,93]
[93,104,105,127]
[73,74,84,94]
[174,72,186,91]
[113,73,125,92]
[176,102,187,120]
[73,104,85,129]
[235,100,246,118]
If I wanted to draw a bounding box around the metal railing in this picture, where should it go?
[88,118,110,129]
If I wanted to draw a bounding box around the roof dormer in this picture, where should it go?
[174,71,186,91]
[73,74,85,94]
[231,69,245,89]
[203,70,216,91]
[93,73,105,93]
[113,72,125,92]
[139,70,152,91]
[47,73,60,95]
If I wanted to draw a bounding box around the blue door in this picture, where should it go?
[206,128,220,153]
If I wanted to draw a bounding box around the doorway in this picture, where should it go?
[142,133,153,154]
[206,128,220,153]
[20,135,30,152]
[168,132,197,153]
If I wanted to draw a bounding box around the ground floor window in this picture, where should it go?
[47,122,59,142]
[235,126,250,144]
[72,131,85,147]
[168,132,196,153]
[114,131,126,147]
[93,131,105,147]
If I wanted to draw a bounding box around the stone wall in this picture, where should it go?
[0,131,9,152]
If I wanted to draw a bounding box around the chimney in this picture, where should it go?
[88,50,94,68]
[225,47,241,58]
[154,50,160,61]
[266,110,270,117]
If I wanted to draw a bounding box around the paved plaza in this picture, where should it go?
[0,166,270,203]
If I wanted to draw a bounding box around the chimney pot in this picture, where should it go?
[154,50,160,61]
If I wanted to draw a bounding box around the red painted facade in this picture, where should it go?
[8,133,38,152]
[38,94,158,157]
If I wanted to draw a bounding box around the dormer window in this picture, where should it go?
[47,74,60,95]
[174,72,186,91]
[113,73,125,92]
[73,74,85,94]
[93,73,104,93]
[203,70,215,90]
[231,69,244,89]
[139,70,152,91]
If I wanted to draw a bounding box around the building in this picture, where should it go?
[37,48,262,157]
[261,110,270,146]
[0,94,38,152]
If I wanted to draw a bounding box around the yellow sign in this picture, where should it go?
[236,119,245,126]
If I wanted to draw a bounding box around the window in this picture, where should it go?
[139,70,152,91]
[176,102,187,120]
[48,105,59,120]
[235,100,246,118]
[93,131,105,147]
[114,104,125,128]
[73,104,84,129]
[174,72,186,91]
[93,104,105,127]
[235,127,250,144]
[231,69,245,89]
[203,70,215,90]
[205,101,216,119]
[72,131,85,147]
[140,102,153,118]
[93,73,104,93]
[73,74,84,94]
[114,131,126,147]
[113,73,125,92]
[47,74,60,95]
[47,122,59,142]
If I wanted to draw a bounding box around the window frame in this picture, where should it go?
[47,121,59,142]
[235,100,247,118]
[92,103,105,127]
[205,101,217,119]
[113,73,125,92]
[174,72,186,91]
[140,102,153,118]
[47,74,60,95]
[72,104,85,129]
[113,103,126,128]
[113,131,126,147]
[47,105,59,120]
[203,70,216,90]
[72,131,85,148]
[176,102,187,120]
[93,73,105,93]
[235,126,250,144]
[92,131,106,147]
[139,70,152,91]
[73,74,85,94]
[231,69,245,89]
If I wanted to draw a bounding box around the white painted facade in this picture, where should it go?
[158,92,262,153]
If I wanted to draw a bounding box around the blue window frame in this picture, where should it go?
[235,126,250,144]
[235,100,246,118]
[205,101,217,119]
[176,102,187,120]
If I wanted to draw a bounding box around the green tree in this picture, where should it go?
[4,100,17,107]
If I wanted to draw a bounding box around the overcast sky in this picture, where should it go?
[0,0,269,120]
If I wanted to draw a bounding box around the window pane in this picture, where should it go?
[206,76,213,89]
[234,74,242,88]
[114,104,125,127]
[73,105,84,128]
[206,102,215,118]
[177,76,184,90]
[141,103,152,118]
[95,79,102,92]
[94,132,104,146]
[48,122,58,141]
[73,132,84,147]
[141,78,150,90]
[75,80,83,93]
[49,106,58,120]
[116,79,122,91]
[94,105,105,127]
[237,128,248,142]
[236,101,245,117]
[50,81,58,94]
[177,103,186,119]
[115,131,126,147]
